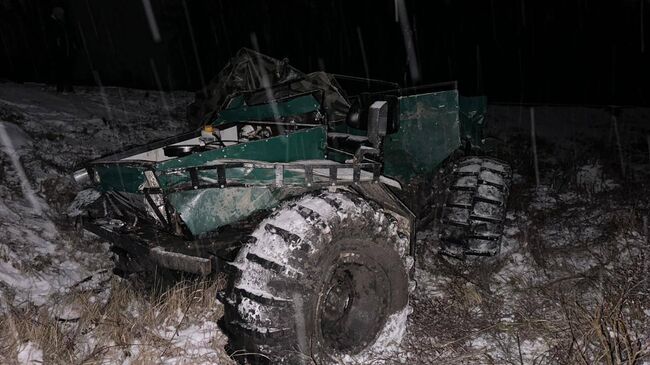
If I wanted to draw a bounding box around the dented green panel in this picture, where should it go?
[167,186,310,236]
[383,90,461,183]
[167,187,279,236]
[146,127,324,236]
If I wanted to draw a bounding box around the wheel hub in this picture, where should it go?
[318,258,389,354]
[322,271,354,324]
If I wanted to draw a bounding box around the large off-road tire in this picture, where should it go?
[218,190,412,364]
[439,156,512,257]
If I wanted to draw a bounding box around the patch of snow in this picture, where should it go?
[67,188,101,217]
[576,163,618,193]
[558,191,578,202]
[0,122,45,215]
[458,163,481,173]
[414,268,451,299]
[0,260,53,306]
[483,160,509,173]
[479,169,505,185]
[493,252,536,286]
[518,337,548,364]
[17,341,43,364]
[0,83,190,315]
[530,186,557,209]
[0,121,32,152]
[156,319,228,364]
[504,226,520,236]
[50,302,82,321]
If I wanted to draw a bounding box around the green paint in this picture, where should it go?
[94,165,147,193]
[159,165,317,190]
[87,87,488,237]
[167,187,279,236]
[92,127,326,194]
[212,94,321,126]
[383,90,461,183]
[157,126,326,170]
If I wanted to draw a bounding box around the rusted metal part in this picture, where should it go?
[150,247,212,276]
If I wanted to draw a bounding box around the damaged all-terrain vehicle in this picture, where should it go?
[70,48,511,364]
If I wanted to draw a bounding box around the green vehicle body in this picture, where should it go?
[85,88,485,239]
[68,49,504,364]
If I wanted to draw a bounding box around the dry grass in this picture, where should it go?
[402,181,650,365]
[0,274,234,364]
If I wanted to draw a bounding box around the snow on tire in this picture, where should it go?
[440,156,512,257]
[218,189,413,364]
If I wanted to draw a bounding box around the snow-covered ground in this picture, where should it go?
[0,82,232,364]
[399,104,650,364]
[0,82,649,364]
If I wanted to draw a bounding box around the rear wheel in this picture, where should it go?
[439,156,512,257]
[218,190,412,364]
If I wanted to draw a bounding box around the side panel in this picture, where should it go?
[91,127,326,194]
[383,89,461,183]
[156,126,327,172]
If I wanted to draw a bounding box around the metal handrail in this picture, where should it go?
[143,160,381,195]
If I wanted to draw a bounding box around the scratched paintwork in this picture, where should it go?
[167,187,278,236]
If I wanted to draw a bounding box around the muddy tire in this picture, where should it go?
[218,190,412,364]
[439,156,512,257]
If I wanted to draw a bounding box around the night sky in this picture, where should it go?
[2,0,649,106]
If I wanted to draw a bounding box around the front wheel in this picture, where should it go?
[219,190,412,364]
